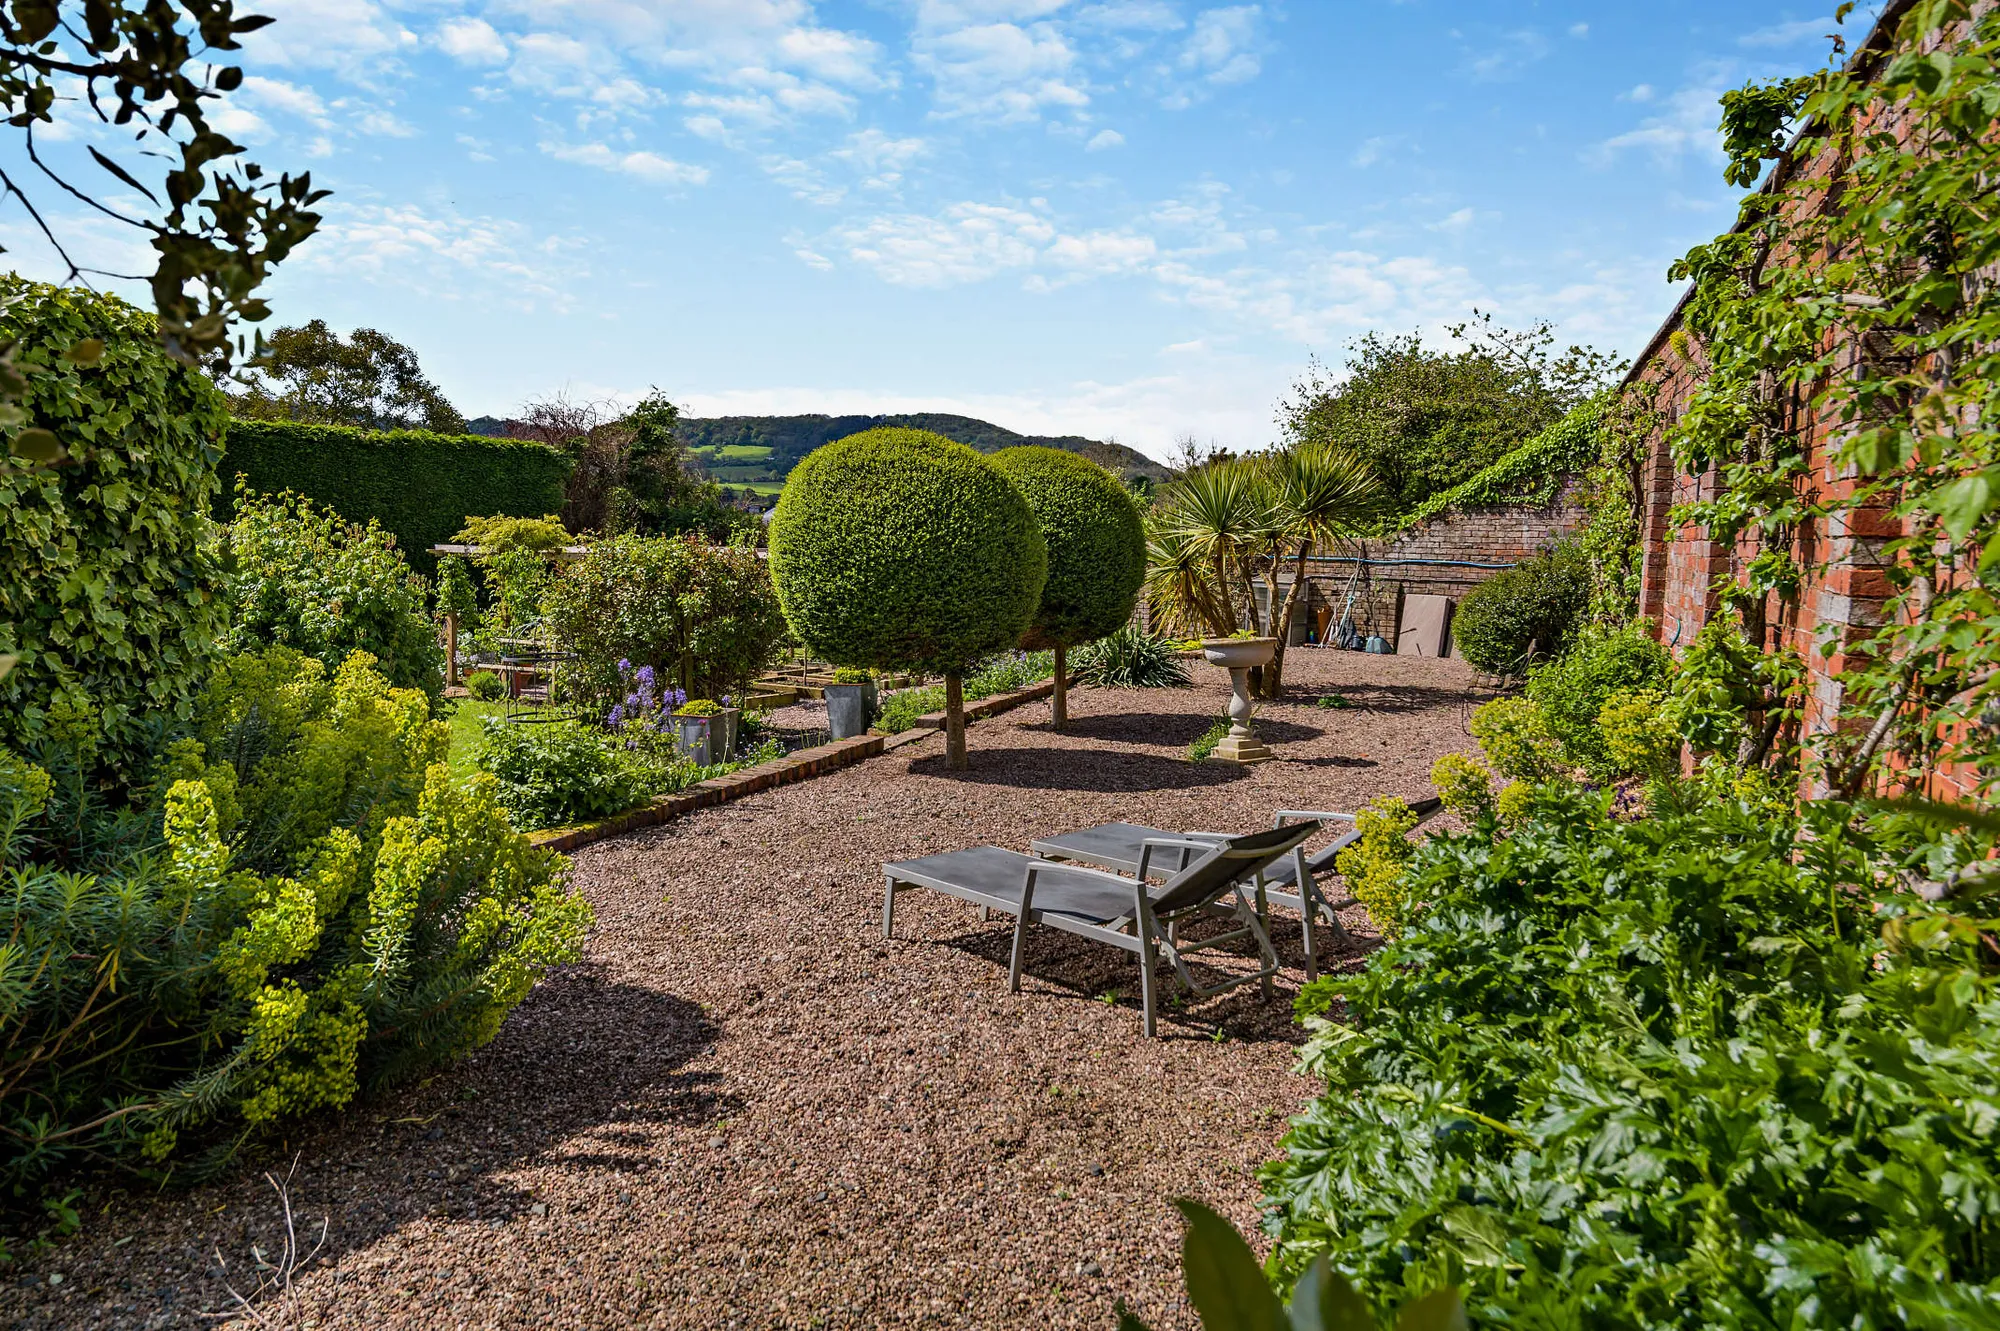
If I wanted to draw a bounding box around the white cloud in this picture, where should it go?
[1465,28,1550,82]
[241,76,329,123]
[838,202,1058,286]
[1739,16,1843,48]
[1180,6,1262,85]
[1568,22,1589,38]
[914,22,1089,121]
[1625,83,1655,103]
[541,140,710,186]
[1592,75,1732,167]
[240,0,416,78]
[293,201,587,310]
[1086,128,1125,151]
[1427,207,1476,234]
[1351,134,1408,168]
[435,17,509,65]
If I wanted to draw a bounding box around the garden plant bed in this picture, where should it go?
[7,651,1489,1331]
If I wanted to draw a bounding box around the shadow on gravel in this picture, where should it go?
[37,968,735,1327]
[934,922,1312,1045]
[1041,712,1325,748]
[908,747,1252,791]
[1310,682,1490,714]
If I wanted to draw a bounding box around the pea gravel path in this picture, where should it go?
[5,651,1490,1331]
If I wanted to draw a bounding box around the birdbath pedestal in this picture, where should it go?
[1200,636,1277,764]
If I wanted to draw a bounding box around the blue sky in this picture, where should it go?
[12,2,1868,458]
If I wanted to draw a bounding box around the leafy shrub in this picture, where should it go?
[0,649,591,1197]
[437,554,479,626]
[1660,615,1806,763]
[869,652,1057,734]
[991,446,1145,649]
[1428,751,1493,820]
[0,277,230,777]
[676,699,725,717]
[454,512,570,554]
[1464,696,1566,783]
[831,667,872,685]
[1263,788,2000,1327]
[1522,622,1671,778]
[466,671,504,702]
[1450,542,1588,676]
[475,718,653,831]
[1069,623,1192,689]
[543,533,785,716]
[224,486,445,703]
[219,420,570,575]
[875,687,944,735]
[769,428,1046,767]
[1332,796,1422,938]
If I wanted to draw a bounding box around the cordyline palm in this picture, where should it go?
[1155,457,1275,638]
[1262,442,1389,696]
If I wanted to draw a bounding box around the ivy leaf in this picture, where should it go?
[64,339,104,365]
[9,428,62,463]
[1176,1199,1287,1331]
[1923,470,1998,541]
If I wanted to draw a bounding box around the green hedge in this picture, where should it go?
[0,277,230,776]
[219,420,570,570]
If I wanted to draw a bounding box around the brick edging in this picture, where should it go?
[530,734,885,852]
[527,679,1057,853]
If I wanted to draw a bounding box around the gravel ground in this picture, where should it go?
[5,650,1492,1331]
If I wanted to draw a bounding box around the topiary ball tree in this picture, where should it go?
[990,446,1146,731]
[769,428,1047,770]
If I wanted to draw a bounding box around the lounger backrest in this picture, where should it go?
[1153,821,1320,915]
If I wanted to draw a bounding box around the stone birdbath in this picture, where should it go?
[1200,636,1277,763]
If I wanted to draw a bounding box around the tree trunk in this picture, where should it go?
[1261,541,1314,700]
[945,672,968,770]
[1051,643,1068,731]
[444,612,459,688]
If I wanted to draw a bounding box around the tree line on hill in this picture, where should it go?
[217,313,1623,540]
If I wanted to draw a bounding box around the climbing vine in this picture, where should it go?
[1669,0,2000,796]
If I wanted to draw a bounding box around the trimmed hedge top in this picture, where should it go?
[767,428,1048,676]
[989,445,1145,650]
[219,419,571,571]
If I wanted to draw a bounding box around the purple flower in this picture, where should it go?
[607,704,626,727]
[618,658,632,671]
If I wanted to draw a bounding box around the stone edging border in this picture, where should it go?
[528,679,1054,853]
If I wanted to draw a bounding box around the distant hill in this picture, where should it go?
[462,410,1170,503]
[678,413,1170,484]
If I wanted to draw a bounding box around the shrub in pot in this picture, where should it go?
[825,666,878,740]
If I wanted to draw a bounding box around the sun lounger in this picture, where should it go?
[881,822,1321,1037]
[1029,798,1444,982]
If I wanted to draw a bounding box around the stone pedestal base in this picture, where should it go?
[1209,731,1272,764]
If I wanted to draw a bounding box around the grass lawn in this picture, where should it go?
[440,696,506,774]
[712,443,773,461]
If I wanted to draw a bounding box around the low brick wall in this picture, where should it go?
[528,680,1053,853]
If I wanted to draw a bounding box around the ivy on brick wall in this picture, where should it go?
[220,420,571,572]
[1393,398,1605,533]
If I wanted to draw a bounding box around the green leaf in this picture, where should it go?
[9,428,62,463]
[64,338,104,365]
[1393,1290,1468,1331]
[1176,1199,1287,1331]
[1288,1258,1374,1331]
[1924,470,1998,541]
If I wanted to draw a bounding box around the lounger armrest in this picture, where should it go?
[1273,809,1360,827]
[1141,836,1225,854]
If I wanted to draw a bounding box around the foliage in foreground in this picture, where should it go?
[1119,1200,1466,1331]
[223,486,444,702]
[870,651,1056,734]
[0,278,232,777]
[0,650,591,1200]
[1266,786,1999,1327]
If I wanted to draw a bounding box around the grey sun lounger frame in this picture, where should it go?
[881,821,1321,1037]
[1028,797,1445,982]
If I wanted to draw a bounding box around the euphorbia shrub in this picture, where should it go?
[0,649,590,1198]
